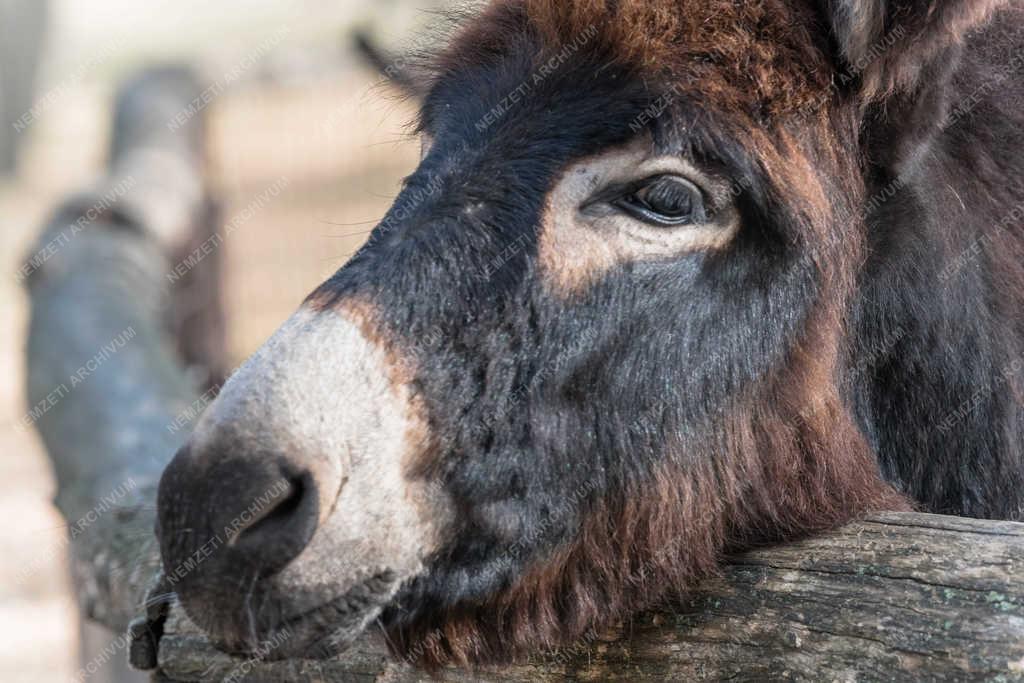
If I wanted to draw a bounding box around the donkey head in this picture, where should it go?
[156,0,1002,665]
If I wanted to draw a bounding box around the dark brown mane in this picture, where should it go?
[436,0,836,119]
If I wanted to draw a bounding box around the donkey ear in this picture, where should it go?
[351,29,423,99]
[822,0,1005,98]
[821,0,1005,172]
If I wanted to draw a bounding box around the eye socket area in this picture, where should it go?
[614,175,708,227]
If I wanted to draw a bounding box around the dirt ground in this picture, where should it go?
[0,3,424,679]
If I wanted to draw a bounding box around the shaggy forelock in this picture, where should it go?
[518,0,834,118]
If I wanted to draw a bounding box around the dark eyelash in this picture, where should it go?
[616,176,707,225]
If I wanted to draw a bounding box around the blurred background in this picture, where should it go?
[0,1,441,679]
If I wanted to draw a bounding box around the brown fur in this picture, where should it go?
[401,351,909,666]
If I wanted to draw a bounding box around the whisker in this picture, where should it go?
[318,219,379,228]
[245,573,259,647]
[143,591,179,608]
[375,616,398,654]
[360,137,416,148]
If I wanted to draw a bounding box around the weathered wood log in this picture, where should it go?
[25,198,192,625]
[148,512,1024,683]
[22,66,220,683]
[23,69,1024,683]
[23,64,218,634]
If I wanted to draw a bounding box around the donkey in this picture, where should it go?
[156,0,1024,666]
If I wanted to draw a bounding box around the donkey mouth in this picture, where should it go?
[208,569,402,661]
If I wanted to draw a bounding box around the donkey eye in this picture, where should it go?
[617,175,706,226]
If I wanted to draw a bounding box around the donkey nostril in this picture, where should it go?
[221,470,322,580]
[228,475,308,547]
[158,444,327,585]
